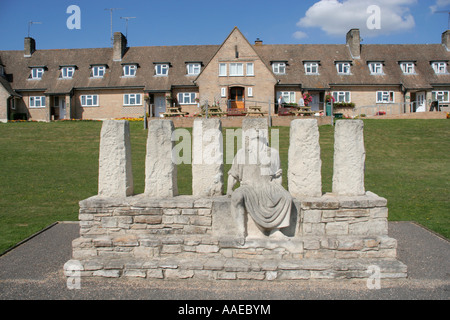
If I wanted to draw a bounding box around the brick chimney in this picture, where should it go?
[442,30,450,51]
[346,29,361,59]
[255,38,263,46]
[24,37,36,57]
[113,32,127,61]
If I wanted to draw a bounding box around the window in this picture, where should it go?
[369,62,383,75]
[61,67,75,79]
[178,92,196,105]
[336,62,351,74]
[123,94,142,106]
[92,66,106,78]
[155,64,169,76]
[305,62,319,75]
[221,87,227,98]
[187,63,201,75]
[31,67,44,80]
[376,91,395,103]
[400,62,415,74]
[272,62,286,74]
[432,91,449,103]
[81,95,99,107]
[246,63,254,76]
[277,91,295,104]
[332,91,351,103]
[123,64,137,77]
[432,62,447,74]
[29,96,46,108]
[248,87,253,97]
[219,63,227,76]
[229,63,244,76]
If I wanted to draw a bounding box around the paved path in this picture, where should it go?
[0,221,448,300]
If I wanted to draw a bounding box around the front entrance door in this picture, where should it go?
[416,92,426,112]
[60,98,66,119]
[310,93,320,111]
[155,96,166,117]
[230,87,245,109]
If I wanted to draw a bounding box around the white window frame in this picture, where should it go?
[272,62,286,75]
[177,92,197,105]
[221,87,227,98]
[155,64,169,76]
[123,94,142,106]
[277,91,296,104]
[332,91,351,103]
[248,87,253,97]
[186,63,201,75]
[369,62,384,75]
[400,62,415,74]
[31,67,44,80]
[246,63,254,76]
[376,91,395,103]
[123,64,137,77]
[92,66,106,78]
[305,62,319,75]
[432,62,447,74]
[219,63,227,76]
[81,95,99,107]
[336,62,351,75]
[29,96,46,108]
[432,91,449,103]
[61,67,75,79]
[229,63,244,76]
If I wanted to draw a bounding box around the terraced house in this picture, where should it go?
[0,27,449,122]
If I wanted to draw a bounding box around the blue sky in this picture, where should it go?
[1,0,450,50]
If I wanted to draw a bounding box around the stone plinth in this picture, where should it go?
[68,192,407,280]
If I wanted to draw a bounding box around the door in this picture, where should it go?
[416,92,426,112]
[310,93,320,111]
[60,98,66,119]
[155,96,166,117]
[230,87,245,109]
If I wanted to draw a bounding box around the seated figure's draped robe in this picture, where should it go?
[228,140,292,230]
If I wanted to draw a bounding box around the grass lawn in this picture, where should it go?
[0,119,448,254]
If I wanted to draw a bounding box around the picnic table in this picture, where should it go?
[162,106,188,117]
[290,105,315,116]
[244,105,266,117]
[202,105,226,117]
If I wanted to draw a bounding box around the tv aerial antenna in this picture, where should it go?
[435,10,450,29]
[120,16,136,39]
[27,21,42,38]
[105,8,123,46]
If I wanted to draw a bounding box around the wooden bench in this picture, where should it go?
[245,106,267,117]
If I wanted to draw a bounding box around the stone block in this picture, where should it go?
[325,222,349,235]
[332,120,365,196]
[147,269,164,279]
[145,120,178,197]
[192,119,224,197]
[134,215,162,224]
[98,120,134,197]
[288,119,322,197]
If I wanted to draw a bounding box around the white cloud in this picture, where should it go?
[296,0,416,37]
[430,0,450,13]
[293,30,308,39]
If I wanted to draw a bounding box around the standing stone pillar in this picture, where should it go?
[332,120,365,196]
[98,120,134,197]
[145,119,178,197]
[192,119,223,197]
[288,119,322,197]
[242,118,268,146]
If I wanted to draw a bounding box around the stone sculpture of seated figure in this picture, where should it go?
[226,130,293,239]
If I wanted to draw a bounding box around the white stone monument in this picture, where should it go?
[98,120,133,197]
